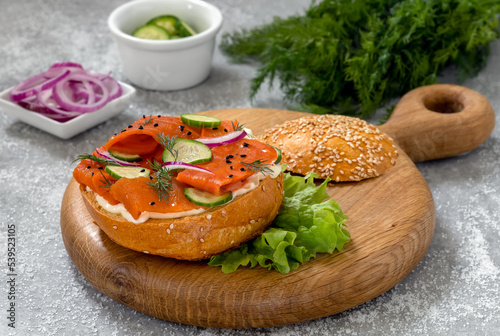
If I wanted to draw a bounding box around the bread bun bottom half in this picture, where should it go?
[80,174,284,261]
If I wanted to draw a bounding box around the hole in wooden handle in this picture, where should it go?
[423,96,464,113]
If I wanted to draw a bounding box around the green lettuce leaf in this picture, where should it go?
[208,172,349,274]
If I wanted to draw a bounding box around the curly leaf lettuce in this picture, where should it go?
[208,172,349,274]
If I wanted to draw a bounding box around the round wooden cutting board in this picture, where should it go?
[60,85,494,328]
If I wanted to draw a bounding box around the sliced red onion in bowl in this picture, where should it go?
[162,161,215,174]
[95,148,142,167]
[196,130,247,147]
[9,63,123,122]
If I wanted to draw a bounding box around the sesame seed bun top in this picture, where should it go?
[258,115,398,182]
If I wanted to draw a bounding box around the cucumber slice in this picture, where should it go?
[163,138,212,164]
[184,188,232,207]
[108,150,142,162]
[175,20,197,37]
[147,15,178,35]
[105,166,150,180]
[180,114,222,128]
[273,146,282,164]
[132,24,169,40]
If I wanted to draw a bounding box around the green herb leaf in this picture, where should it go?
[156,132,179,161]
[208,172,349,274]
[221,0,500,119]
[240,159,274,176]
[72,153,121,166]
[147,159,173,203]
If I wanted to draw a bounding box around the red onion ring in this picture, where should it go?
[52,72,110,113]
[10,69,70,102]
[95,148,142,167]
[195,130,247,147]
[162,161,215,174]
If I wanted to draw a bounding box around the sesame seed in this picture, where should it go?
[229,174,233,178]
[128,125,133,128]
[154,123,159,127]
[170,223,174,229]
[240,154,247,157]
[113,226,117,230]
[140,169,146,172]
[200,238,205,242]
[138,126,144,130]
[87,166,91,169]
[149,201,155,205]
[167,229,171,234]
[207,214,212,220]
[187,131,192,135]
[240,168,245,171]
[180,125,185,131]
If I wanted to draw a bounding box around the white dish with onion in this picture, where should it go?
[0,63,135,139]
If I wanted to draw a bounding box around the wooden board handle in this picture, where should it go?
[379,84,495,162]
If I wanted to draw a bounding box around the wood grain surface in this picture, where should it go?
[60,84,494,328]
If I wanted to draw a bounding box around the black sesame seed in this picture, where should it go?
[149,176,153,180]
[87,166,91,169]
[91,172,94,177]
[229,174,233,178]
[157,115,161,118]
[121,129,126,133]
[226,160,232,164]
[138,126,144,130]
[243,142,249,147]
[212,127,218,130]
[140,169,146,172]
[230,166,233,170]
[150,201,156,206]
[98,167,103,170]
[225,155,234,160]
[224,128,228,132]
[240,154,247,157]
[187,131,192,135]
[143,115,146,118]
[128,125,133,128]
[240,168,246,171]
[180,125,185,131]
[154,123,159,127]
[114,133,118,136]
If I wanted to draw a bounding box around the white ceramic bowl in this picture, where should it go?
[108,0,223,91]
[0,82,135,139]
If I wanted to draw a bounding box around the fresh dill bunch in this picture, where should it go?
[221,0,500,119]
[73,153,121,166]
[240,159,274,176]
[156,132,179,161]
[147,159,173,203]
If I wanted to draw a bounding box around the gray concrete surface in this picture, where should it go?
[1,0,499,335]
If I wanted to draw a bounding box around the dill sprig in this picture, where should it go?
[156,132,178,161]
[142,115,153,126]
[221,0,500,119]
[72,153,121,166]
[147,159,173,203]
[231,120,245,132]
[99,170,114,191]
[240,159,274,176]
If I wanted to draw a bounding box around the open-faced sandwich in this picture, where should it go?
[73,114,284,261]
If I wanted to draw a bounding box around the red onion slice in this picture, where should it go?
[52,72,110,113]
[195,130,247,147]
[162,161,215,174]
[95,148,142,167]
[37,89,83,118]
[10,69,70,102]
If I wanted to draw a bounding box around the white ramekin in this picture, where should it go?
[108,0,223,91]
